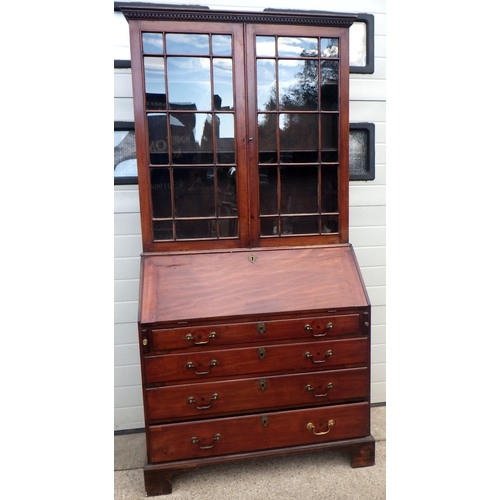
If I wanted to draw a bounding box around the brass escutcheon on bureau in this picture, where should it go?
[259,378,268,391]
[256,322,266,334]
[261,415,269,427]
[257,347,267,360]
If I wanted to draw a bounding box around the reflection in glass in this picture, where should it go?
[174,167,215,218]
[321,114,338,162]
[350,23,367,67]
[278,37,318,57]
[256,36,275,57]
[260,217,278,236]
[281,216,318,235]
[321,61,339,110]
[279,60,318,111]
[216,114,235,164]
[281,167,318,214]
[151,168,172,218]
[257,59,276,111]
[144,57,166,109]
[170,112,212,164]
[321,215,339,234]
[175,220,212,239]
[280,114,318,163]
[142,33,163,53]
[217,167,238,237]
[321,166,338,213]
[167,57,211,111]
[114,131,137,177]
[259,167,277,215]
[258,114,277,163]
[165,33,209,55]
[212,35,232,56]
[213,59,234,110]
[349,130,369,175]
[153,220,173,240]
[320,38,339,58]
[148,114,169,165]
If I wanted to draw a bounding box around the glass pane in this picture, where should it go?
[321,215,339,234]
[175,220,214,239]
[257,59,276,111]
[259,167,278,215]
[173,167,215,217]
[321,166,338,213]
[165,33,209,55]
[216,114,235,164]
[142,33,163,53]
[213,58,234,110]
[278,37,318,57]
[280,167,318,214]
[144,57,166,110]
[170,112,212,164]
[279,60,318,111]
[167,57,211,111]
[281,216,318,235]
[212,35,232,55]
[260,217,278,236]
[153,220,173,240]
[321,61,338,110]
[350,22,367,67]
[279,114,318,163]
[256,36,275,57]
[349,130,369,175]
[148,114,169,165]
[320,38,339,58]
[321,114,338,162]
[258,114,277,163]
[150,168,172,218]
[217,167,238,238]
[114,131,137,177]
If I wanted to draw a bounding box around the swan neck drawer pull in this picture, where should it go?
[191,433,221,450]
[186,359,218,375]
[304,322,333,337]
[187,393,219,410]
[185,331,217,345]
[306,419,335,435]
[304,350,333,363]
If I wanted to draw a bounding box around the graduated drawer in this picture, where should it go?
[145,312,368,353]
[146,367,369,422]
[148,401,370,463]
[144,338,368,384]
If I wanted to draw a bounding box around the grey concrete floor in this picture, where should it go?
[115,405,385,499]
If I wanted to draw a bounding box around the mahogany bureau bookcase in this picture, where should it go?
[121,4,375,495]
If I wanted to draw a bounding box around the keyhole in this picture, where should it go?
[249,254,256,263]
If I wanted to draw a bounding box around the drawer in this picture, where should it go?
[144,338,369,384]
[145,312,368,353]
[148,401,370,463]
[146,367,369,422]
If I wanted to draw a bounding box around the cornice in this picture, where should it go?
[119,4,357,27]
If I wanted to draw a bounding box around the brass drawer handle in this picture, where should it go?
[307,419,335,436]
[304,322,333,337]
[191,433,221,450]
[305,382,333,397]
[187,393,219,410]
[186,359,218,375]
[304,350,333,363]
[185,331,217,345]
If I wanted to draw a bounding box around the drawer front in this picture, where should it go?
[147,312,367,353]
[144,338,369,384]
[146,367,369,422]
[148,402,370,463]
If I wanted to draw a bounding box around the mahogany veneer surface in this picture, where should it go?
[140,245,369,325]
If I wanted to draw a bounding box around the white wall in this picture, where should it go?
[114,0,386,431]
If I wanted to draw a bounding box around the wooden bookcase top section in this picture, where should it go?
[139,245,369,324]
